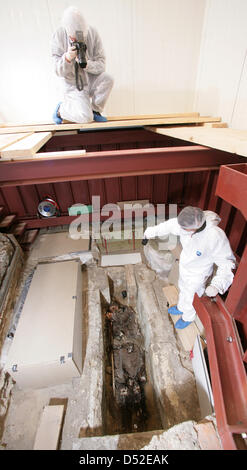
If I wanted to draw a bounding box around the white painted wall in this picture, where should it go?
[1,0,246,128]
[194,0,247,129]
[0,0,206,123]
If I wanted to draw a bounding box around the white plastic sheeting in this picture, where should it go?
[144,244,173,280]
[0,0,206,123]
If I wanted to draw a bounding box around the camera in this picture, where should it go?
[71,30,87,69]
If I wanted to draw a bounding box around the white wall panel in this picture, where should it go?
[0,0,56,123]
[231,50,247,129]
[132,0,206,114]
[0,0,206,122]
[194,0,247,128]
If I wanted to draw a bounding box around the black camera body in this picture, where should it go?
[71,30,87,69]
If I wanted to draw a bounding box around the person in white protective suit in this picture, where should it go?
[144,206,236,329]
[51,6,114,124]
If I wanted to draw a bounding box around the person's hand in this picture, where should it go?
[65,45,77,63]
[205,285,218,297]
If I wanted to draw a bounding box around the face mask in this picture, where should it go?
[180,228,196,235]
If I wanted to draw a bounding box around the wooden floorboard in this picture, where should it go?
[0,132,33,153]
[0,115,222,135]
[148,126,247,158]
[1,132,53,158]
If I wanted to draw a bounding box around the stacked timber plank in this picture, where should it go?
[0,112,223,161]
[147,125,247,158]
[0,112,221,135]
[0,205,39,251]
[1,112,246,160]
[0,132,52,159]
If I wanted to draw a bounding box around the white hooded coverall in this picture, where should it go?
[144,211,236,322]
[51,9,114,123]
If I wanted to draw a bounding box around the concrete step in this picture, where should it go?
[72,419,221,451]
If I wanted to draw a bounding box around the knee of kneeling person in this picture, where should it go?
[101,72,114,88]
[108,74,114,89]
[108,73,114,86]
[76,108,93,123]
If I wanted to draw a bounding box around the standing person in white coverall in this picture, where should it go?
[52,6,114,124]
[144,206,236,329]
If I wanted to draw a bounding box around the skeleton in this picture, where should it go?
[105,301,147,407]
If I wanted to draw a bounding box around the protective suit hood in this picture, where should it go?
[203,210,221,228]
[62,6,89,39]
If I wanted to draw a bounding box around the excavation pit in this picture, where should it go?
[1,256,204,450]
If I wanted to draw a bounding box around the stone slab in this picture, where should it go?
[30,232,90,260]
[101,252,142,267]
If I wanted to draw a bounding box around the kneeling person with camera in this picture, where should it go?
[52,6,114,124]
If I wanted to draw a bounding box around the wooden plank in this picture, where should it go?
[0,113,200,126]
[148,126,247,158]
[2,149,87,162]
[107,112,201,121]
[0,132,52,158]
[11,222,27,238]
[0,121,54,127]
[0,132,33,153]
[20,229,39,245]
[162,285,201,351]
[163,285,179,307]
[202,122,228,128]
[35,149,86,159]
[0,116,222,135]
[33,405,64,450]
[0,214,17,229]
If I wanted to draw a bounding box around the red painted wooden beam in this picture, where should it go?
[216,164,247,321]
[216,164,247,219]
[0,146,242,187]
[194,294,247,450]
